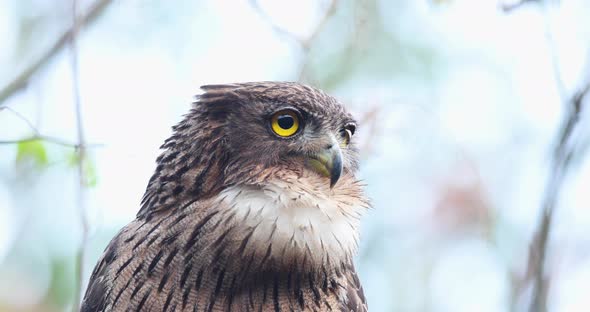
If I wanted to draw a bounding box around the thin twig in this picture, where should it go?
[358,106,380,157]
[70,0,89,310]
[0,106,37,130]
[301,0,339,50]
[540,1,568,102]
[0,136,80,147]
[527,82,588,312]
[500,0,539,13]
[248,0,306,45]
[249,0,339,82]
[503,2,589,311]
[572,82,590,114]
[0,106,102,148]
[296,0,339,82]
[0,0,113,104]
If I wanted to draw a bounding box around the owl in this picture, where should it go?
[82,82,369,311]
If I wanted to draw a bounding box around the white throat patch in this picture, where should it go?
[217,174,367,266]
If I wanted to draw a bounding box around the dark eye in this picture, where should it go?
[340,123,356,145]
[345,123,356,136]
[271,110,300,137]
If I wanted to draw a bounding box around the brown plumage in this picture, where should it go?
[81,82,369,311]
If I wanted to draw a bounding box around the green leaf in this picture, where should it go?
[15,139,48,168]
[66,150,79,167]
[84,158,98,187]
[66,150,98,187]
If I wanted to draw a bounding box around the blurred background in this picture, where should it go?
[1,0,589,311]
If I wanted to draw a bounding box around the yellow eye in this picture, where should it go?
[271,110,299,137]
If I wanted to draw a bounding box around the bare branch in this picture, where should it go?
[540,2,568,103]
[527,82,587,312]
[0,0,113,104]
[248,0,306,46]
[0,106,37,131]
[500,0,539,13]
[572,81,590,113]
[70,0,89,310]
[501,2,590,311]
[0,136,79,148]
[0,105,102,148]
[249,0,339,82]
[297,0,339,83]
[300,0,339,51]
[358,106,380,157]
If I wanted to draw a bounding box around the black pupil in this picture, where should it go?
[277,115,294,129]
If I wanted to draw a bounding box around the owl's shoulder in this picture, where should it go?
[80,218,156,311]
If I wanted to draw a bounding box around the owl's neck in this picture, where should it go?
[208,172,368,272]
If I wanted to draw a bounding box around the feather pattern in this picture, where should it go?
[82,82,368,311]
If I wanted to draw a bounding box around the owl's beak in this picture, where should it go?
[306,140,343,188]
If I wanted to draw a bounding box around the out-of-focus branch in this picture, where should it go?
[0,0,113,105]
[0,106,36,130]
[502,2,589,312]
[248,0,306,46]
[0,136,79,147]
[0,106,101,148]
[500,0,566,99]
[358,106,380,157]
[249,0,338,50]
[526,81,588,312]
[499,0,539,13]
[249,0,339,82]
[70,0,89,310]
[538,0,568,102]
[301,0,339,51]
[571,82,590,118]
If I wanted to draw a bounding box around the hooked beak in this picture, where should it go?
[305,138,343,188]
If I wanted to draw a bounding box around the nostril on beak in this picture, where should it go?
[325,144,333,149]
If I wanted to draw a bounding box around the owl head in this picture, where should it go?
[139,82,363,220]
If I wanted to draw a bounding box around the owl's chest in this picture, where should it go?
[217,179,363,265]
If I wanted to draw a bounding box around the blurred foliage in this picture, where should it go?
[45,256,76,309]
[66,151,98,187]
[2,0,589,311]
[0,244,77,312]
[15,140,48,169]
[13,140,98,187]
[309,0,442,90]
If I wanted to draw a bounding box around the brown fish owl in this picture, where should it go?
[81,82,369,311]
